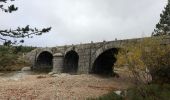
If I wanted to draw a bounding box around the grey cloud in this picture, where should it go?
[0,0,167,47]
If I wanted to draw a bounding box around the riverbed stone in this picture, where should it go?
[21,67,31,71]
[0,73,4,76]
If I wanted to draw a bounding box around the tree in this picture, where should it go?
[116,37,170,100]
[0,0,51,46]
[152,0,170,36]
[116,37,170,84]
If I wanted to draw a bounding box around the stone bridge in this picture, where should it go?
[26,36,170,75]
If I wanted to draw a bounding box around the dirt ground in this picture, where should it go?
[0,71,133,100]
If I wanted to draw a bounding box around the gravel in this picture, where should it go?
[0,73,132,100]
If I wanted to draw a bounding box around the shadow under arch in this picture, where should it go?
[63,50,79,74]
[92,48,118,76]
[35,51,53,72]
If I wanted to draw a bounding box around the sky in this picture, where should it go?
[0,0,168,47]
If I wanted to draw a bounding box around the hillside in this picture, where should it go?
[0,46,36,71]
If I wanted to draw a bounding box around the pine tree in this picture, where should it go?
[152,0,170,36]
[0,0,51,46]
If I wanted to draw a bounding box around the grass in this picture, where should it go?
[89,84,170,100]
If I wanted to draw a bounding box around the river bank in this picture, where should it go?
[0,71,133,100]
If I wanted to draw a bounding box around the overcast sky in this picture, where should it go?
[0,0,168,47]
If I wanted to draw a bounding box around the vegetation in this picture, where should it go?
[88,92,123,100]
[0,45,35,71]
[105,37,170,100]
[0,0,51,70]
[116,37,170,84]
[126,84,170,100]
[152,0,170,36]
[91,37,170,99]
[90,84,170,100]
[0,0,51,46]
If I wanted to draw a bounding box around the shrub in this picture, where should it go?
[116,36,170,84]
[88,91,123,100]
[0,45,33,71]
[126,84,170,100]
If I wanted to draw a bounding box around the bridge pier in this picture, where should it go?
[52,53,64,73]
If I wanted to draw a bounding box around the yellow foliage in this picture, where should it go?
[116,36,170,84]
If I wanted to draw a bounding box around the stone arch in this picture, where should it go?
[63,50,79,74]
[91,47,119,76]
[64,46,78,56]
[35,51,53,72]
[36,48,53,59]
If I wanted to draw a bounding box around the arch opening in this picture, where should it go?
[36,51,53,72]
[63,50,79,74]
[92,48,118,76]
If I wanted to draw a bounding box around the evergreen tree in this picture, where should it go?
[0,0,51,46]
[152,0,170,36]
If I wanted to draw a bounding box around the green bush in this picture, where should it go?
[0,45,34,71]
[151,66,170,84]
[149,52,170,84]
[126,84,170,100]
[89,84,170,100]
[13,45,36,54]
[88,91,123,100]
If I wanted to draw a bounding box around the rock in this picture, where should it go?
[48,72,59,76]
[21,67,31,71]
[0,73,4,76]
[48,72,54,75]
[114,90,127,96]
[37,75,46,79]
[114,90,122,95]
[51,74,59,77]
[60,73,69,77]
